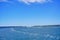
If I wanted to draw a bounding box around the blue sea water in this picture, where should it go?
[0,26,60,40]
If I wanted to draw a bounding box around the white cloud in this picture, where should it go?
[18,0,52,4]
[0,0,52,5]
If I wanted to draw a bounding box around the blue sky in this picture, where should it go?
[0,0,60,26]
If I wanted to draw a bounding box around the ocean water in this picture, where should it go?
[0,26,60,40]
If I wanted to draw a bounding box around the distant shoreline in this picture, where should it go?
[0,25,60,28]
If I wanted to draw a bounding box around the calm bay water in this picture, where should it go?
[0,26,60,40]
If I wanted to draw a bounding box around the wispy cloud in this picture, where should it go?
[0,0,52,4]
[18,0,52,4]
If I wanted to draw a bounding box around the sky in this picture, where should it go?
[0,0,60,26]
